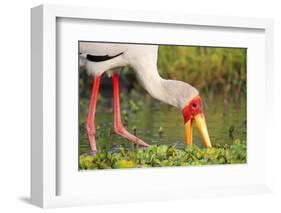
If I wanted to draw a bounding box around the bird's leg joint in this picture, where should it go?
[113,124,125,135]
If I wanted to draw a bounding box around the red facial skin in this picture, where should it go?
[182,96,203,123]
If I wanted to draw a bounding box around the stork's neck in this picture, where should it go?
[132,63,198,110]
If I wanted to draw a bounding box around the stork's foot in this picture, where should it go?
[114,126,150,147]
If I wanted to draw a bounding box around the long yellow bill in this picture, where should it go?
[185,119,193,145]
[184,113,212,148]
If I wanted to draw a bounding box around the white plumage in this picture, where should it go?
[79,42,198,109]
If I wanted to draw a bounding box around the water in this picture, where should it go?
[79,93,246,154]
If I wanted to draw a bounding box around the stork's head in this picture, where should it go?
[161,80,212,147]
[182,95,212,147]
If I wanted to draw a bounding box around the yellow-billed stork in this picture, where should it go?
[80,42,212,153]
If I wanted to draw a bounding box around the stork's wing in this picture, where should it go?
[79,42,128,56]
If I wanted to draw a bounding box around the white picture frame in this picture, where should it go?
[31,4,274,208]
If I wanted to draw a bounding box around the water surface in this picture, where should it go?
[79,92,246,154]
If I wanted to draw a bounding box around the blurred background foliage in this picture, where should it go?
[157,46,246,100]
[80,45,246,101]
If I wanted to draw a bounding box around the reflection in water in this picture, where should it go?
[79,94,246,154]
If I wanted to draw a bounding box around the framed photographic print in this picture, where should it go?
[31,4,274,208]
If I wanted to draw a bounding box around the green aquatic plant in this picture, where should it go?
[79,140,246,170]
[158,126,163,138]
[129,100,139,113]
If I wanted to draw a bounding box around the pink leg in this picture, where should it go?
[112,73,150,147]
[86,75,101,152]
